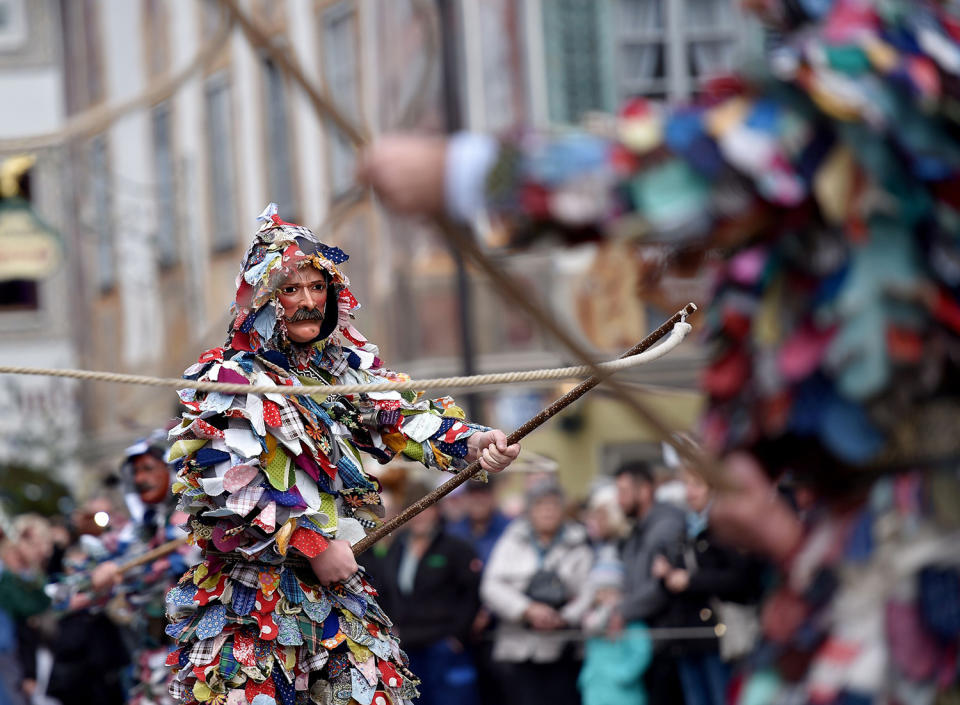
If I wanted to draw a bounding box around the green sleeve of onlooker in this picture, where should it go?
[0,570,51,619]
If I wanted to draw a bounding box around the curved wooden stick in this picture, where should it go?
[118,535,189,574]
[353,303,697,555]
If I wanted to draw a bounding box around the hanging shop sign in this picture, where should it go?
[0,198,61,281]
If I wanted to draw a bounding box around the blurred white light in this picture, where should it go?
[94,511,110,528]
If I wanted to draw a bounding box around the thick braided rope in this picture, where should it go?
[0,319,692,397]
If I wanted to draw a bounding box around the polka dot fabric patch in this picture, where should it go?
[289,528,329,558]
[262,400,282,428]
[254,611,278,640]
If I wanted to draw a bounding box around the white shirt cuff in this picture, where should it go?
[445,132,498,223]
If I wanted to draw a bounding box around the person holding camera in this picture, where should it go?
[480,481,593,705]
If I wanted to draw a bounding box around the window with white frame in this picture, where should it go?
[321,1,360,198]
[613,0,743,102]
[616,0,741,103]
[204,74,238,251]
[541,0,616,125]
[0,0,26,52]
[261,58,298,222]
[542,0,743,124]
[151,102,177,266]
[683,0,741,89]
[616,0,668,100]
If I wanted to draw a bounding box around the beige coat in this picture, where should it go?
[480,518,594,662]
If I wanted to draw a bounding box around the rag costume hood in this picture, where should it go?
[120,429,174,522]
[226,203,368,360]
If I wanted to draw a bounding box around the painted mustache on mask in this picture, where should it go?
[287,308,324,322]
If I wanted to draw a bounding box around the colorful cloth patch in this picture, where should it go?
[276,615,303,646]
[289,528,328,558]
[195,605,228,640]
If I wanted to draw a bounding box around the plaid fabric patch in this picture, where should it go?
[168,678,188,701]
[219,643,240,679]
[300,648,329,672]
[189,636,222,666]
[297,614,324,654]
[341,573,365,596]
[171,613,203,643]
[274,399,308,442]
[324,349,350,377]
[280,569,305,605]
[226,484,265,516]
[230,563,262,588]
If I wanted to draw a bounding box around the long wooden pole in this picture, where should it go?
[48,304,692,604]
[352,302,697,555]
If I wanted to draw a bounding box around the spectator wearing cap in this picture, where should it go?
[376,482,483,705]
[447,478,511,568]
[480,481,593,705]
[46,433,197,705]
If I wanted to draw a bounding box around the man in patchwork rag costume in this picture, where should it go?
[164,204,519,705]
[45,435,197,705]
[362,1,960,702]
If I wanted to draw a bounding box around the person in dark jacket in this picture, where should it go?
[446,478,511,705]
[447,479,511,567]
[377,482,482,705]
[610,461,686,705]
[652,464,765,705]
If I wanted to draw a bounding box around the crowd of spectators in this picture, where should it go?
[0,447,767,705]
[0,496,135,705]
[365,454,770,705]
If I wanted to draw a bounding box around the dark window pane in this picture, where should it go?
[0,279,38,310]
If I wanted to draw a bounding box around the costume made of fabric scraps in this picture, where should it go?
[164,205,489,705]
[119,438,202,705]
[47,437,198,705]
[442,1,960,701]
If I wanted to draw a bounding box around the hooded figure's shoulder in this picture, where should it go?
[180,347,295,385]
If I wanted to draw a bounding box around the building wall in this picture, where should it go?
[0,0,79,486]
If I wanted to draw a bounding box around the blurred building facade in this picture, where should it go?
[0,0,747,500]
[0,0,78,503]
